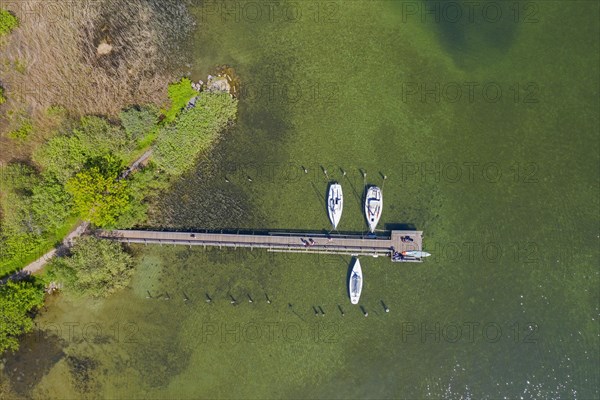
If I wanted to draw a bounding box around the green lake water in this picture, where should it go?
[3,1,599,398]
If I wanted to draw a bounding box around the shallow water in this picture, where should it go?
[3,1,599,398]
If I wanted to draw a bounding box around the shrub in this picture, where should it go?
[7,119,33,140]
[0,9,18,36]
[48,237,134,298]
[46,105,68,117]
[0,87,5,105]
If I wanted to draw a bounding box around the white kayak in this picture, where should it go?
[402,250,431,258]
[327,183,343,229]
[349,258,363,305]
[364,186,382,232]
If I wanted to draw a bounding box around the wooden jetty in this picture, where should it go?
[97,229,425,262]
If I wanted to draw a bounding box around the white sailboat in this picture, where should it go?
[327,183,343,229]
[349,258,363,304]
[364,186,382,232]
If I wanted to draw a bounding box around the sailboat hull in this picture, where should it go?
[403,251,431,258]
[364,186,382,232]
[349,258,363,304]
[327,183,343,229]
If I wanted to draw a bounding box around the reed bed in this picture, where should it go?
[0,0,194,119]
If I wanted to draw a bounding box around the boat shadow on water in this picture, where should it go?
[344,257,354,301]
[308,181,328,215]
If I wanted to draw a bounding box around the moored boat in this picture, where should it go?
[349,258,363,304]
[327,183,343,229]
[364,186,382,232]
[402,250,431,258]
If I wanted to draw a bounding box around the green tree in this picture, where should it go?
[0,9,18,36]
[155,93,237,176]
[65,154,131,227]
[0,279,45,353]
[0,86,6,105]
[48,237,134,298]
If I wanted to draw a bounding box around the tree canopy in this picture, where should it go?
[0,279,45,353]
[48,237,134,298]
[65,154,131,227]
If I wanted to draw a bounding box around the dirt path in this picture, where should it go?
[20,221,90,276]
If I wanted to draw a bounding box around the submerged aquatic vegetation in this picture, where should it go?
[65,355,100,394]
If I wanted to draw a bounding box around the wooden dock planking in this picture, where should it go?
[97,229,424,262]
